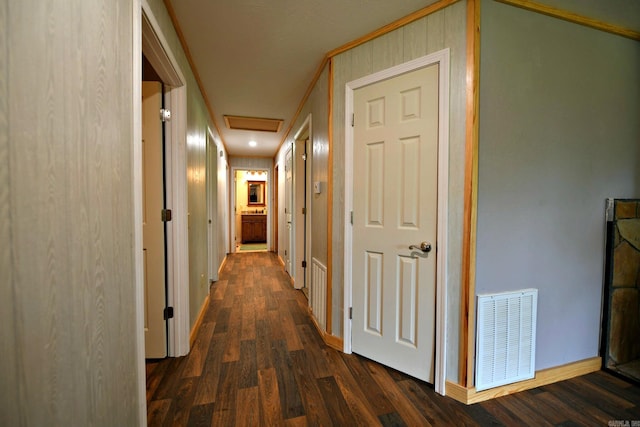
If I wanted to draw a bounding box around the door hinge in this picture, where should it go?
[302,207,306,215]
[160,108,171,122]
[162,209,172,222]
[351,113,354,127]
[350,211,353,225]
[163,306,174,320]
[302,260,307,268]
[349,307,353,319]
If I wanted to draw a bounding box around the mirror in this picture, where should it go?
[247,181,265,206]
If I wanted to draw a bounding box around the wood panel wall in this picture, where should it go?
[279,65,331,277]
[1,0,139,425]
[274,63,331,331]
[0,1,18,425]
[330,0,467,382]
[186,103,210,327]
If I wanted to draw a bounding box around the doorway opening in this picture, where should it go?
[142,64,168,359]
[233,169,269,252]
[138,7,191,362]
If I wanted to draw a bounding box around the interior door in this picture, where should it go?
[294,139,307,290]
[142,81,167,358]
[284,148,293,275]
[207,132,216,282]
[351,64,439,382]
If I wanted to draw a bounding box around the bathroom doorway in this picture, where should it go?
[233,169,269,252]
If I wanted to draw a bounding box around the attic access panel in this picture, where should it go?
[224,115,283,133]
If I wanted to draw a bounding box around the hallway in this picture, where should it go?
[146,252,640,426]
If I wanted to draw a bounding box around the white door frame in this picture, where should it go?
[230,167,270,252]
[343,50,450,395]
[207,128,218,283]
[133,2,191,422]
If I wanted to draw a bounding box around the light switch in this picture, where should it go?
[313,181,321,194]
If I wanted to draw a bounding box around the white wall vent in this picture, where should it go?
[311,258,327,331]
[475,289,537,391]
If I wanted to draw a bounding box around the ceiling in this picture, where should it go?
[166,0,439,158]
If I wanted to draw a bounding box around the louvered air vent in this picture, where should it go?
[475,289,537,391]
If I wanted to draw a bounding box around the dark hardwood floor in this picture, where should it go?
[147,252,640,426]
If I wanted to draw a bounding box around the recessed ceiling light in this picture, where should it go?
[249,140,257,147]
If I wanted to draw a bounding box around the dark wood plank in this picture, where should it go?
[404,380,481,427]
[536,391,602,427]
[341,354,395,416]
[317,376,358,426]
[281,310,304,351]
[284,416,308,426]
[235,386,260,427]
[211,279,228,301]
[211,361,239,426]
[168,376,199,426]
[192,333,226,405]
[238,340,258,389]
[213,307,230,334]
[296,324,332,379]
[258,367,284,426]
[378,411,407,427]
[583,371,640,403]
[151,356,188,400]
[289,350,333,426]
[255,318,273,370]
[365,360,431,426]
[147,399,171,427]
[146,359,171,403]
[241,299,257,340]
[182,321,215,378]
[542,381,615,424]
[287,298,308,325]
[271,339,305,420]
[186,403,215,427]
[222,304,242,363]
[493,394,554,427]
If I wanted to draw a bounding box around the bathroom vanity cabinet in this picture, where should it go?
[241,214,267,243]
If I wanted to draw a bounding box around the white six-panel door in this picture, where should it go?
[352,64,439,382]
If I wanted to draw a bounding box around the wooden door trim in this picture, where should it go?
[343,50,450,394]
[496,0,640,41]
[273,164,279,254]
[459,0,480,389]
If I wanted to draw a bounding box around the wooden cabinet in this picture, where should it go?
[242,214,267,243]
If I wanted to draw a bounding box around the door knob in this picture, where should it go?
[409,242,432,253]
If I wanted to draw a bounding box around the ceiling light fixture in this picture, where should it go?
[249,140,257,147]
